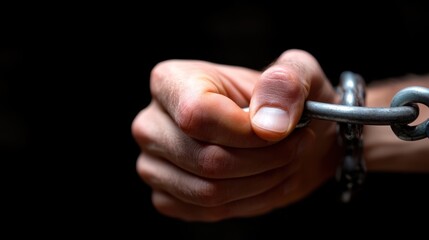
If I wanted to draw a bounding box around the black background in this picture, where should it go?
[2,1,429,237]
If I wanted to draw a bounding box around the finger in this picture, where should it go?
[137,151,300,208]
[249,49,338,141]
[132,102,315,178]
[150,59,268,147]
[150,176,302,222]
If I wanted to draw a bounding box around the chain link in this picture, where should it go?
[335,71,366,202]
[298,78,429,141]
[242,71,429,202]
[390,86,429,140]
[298,71,429,202]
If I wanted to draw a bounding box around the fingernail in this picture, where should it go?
[252,107,289,133]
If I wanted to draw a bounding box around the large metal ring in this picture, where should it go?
[390,86,429,141]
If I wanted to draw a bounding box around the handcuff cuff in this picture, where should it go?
[243,72,429,202]
[300,71,429,202]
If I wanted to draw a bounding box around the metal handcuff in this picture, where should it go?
[298,71,429,202]
[244,72,429,202]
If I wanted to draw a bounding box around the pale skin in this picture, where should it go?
[132,49,429,222]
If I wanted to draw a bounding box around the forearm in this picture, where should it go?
[364,74,429,172]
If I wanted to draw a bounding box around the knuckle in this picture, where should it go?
[151,195,175,218]
[149,60,169,92]
[150,59,181,95]
[262,65,301,84]
[195,145,229,178]
[176,97,203,135]
[192,181,225,207]
[131,109,152,146]
[135,155,154,183]
[152,201,170,216]
[263,66,301,86]
[261,67,306,100]
[150,59,175,81]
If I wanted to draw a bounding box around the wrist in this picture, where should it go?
[364,75,429,172]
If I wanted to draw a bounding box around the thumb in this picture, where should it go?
[249,49,327,141]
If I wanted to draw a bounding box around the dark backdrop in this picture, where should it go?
[3,1,429,237]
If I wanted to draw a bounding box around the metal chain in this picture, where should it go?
[242,71,429,202]
[298,71,429,202]
[390,86,429,140]
[298,75,429,141]
[335,71,366,203]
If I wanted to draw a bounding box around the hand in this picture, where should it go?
[132,49,342,222]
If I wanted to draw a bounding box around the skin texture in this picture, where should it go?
[131,49,429,222]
